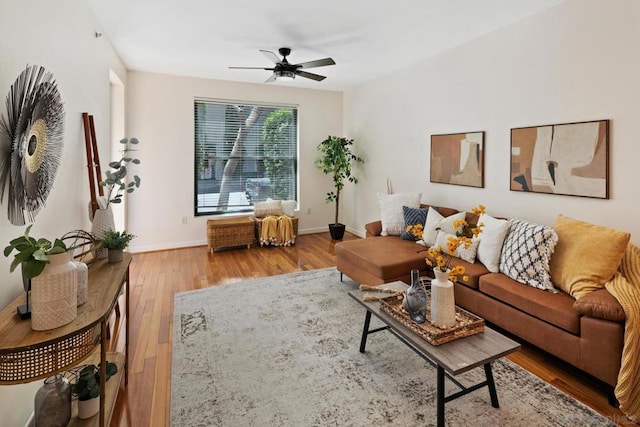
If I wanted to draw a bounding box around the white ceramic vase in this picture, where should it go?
[31,252,78,331]
[91,206,115,259]
[77,395,100,419]
[430,269,456,328]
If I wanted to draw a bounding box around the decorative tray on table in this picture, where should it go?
[379,293,485,346]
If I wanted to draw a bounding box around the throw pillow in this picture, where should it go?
[499,219,558,292]
[476,213,510,273]
[254,200,282,218]
[267,198,297,217]
[550,215,630,300]
[434,230,480,263]
[378,192,421,236]
[401,206,428,241]
[422,208,466,247]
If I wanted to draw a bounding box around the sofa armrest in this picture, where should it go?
[365,221,383,237]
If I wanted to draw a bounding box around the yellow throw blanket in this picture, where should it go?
[259,215,295,247]
[605,243,640,422]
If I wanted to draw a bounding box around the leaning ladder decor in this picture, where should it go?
[82,112,104,217]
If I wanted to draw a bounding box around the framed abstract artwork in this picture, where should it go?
[510,120,609,199]
[430,131,484,188]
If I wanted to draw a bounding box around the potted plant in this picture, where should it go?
[100,229,135,263]
[71,362,118,419]
[91,137,141,259]
[315,135,364,240]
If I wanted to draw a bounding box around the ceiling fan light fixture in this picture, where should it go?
[276,70,295,81]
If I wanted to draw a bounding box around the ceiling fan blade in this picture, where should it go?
[229,66,275,70]
[296,58,335,69]
[260,50,281,64]
[265,74,277,83]
[296,70,326,81]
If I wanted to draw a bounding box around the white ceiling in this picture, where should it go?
[88,0,567,92]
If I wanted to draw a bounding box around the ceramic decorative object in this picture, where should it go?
[72,261,88,306]
[430,269,456,328]
[91,206,115,259]
[403,269,427,323]
[34,374,71,427]
[30,252,78,331]
[77,396,100,419]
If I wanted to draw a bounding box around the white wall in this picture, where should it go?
[343,0,640,243]
[125,71,343,252]
[0,1,126,424]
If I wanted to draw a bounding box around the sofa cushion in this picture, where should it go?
[479,273,580,334]
[433,230,480,263]
[476,213,510,273]
[378,192,421,236]
[573,289,625,322]
[423,209,466,247]
[550,214,630,300]
[401,206,428,241]
[499,219,558,292]
[335,237,428,281]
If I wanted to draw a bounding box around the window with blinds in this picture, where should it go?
[194,99,298,215]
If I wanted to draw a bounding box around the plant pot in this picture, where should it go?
[328,223,346,240]
[77,396,100,419]
[107,249,124,263]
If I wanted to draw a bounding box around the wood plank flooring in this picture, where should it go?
[106,232,632,426]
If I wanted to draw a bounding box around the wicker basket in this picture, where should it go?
[254,216,299,245]
[379,293,484,345]
[207,217,255,252]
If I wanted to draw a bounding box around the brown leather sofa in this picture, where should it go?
[336,205,625,397]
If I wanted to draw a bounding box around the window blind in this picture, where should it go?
[194,99,298,215]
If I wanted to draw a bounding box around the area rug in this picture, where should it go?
[171,268,615,426]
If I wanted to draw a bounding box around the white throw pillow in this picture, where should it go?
[476,213,510,273]
[267,198,297,217]
[378,192,421,236]
[254,200,282,218]
[423,208,466,247]
[434,230,480,263]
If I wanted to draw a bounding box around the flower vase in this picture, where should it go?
[403,269,427,323]
[430,269,456,328]
[31,252,78,331]
[91,206,115,259]
[34,374,71,427]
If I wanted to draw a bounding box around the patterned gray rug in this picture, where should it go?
[171,268,615,426]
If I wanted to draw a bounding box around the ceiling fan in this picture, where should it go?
[229,47,335,82]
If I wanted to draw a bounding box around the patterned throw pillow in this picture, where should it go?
[401,206,428,241]
[433,230,481,263]
[499,219,559,292]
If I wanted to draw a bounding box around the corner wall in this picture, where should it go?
[343,0,640,243]
[125,71,343,251]
[0,1,126,424]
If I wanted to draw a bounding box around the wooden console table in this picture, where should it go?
[0,253,131,427]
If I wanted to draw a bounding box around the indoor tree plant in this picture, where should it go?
[100,229,135,263]
[315,135,364,240]
[71,362,118,419]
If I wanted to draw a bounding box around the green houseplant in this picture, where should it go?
[100,137,141,208]
[315,135,364,240]
[4,225,68,279]
[101,229,135,263]
[71,362,118,419]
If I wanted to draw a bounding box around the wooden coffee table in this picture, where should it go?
[349,281,520,427]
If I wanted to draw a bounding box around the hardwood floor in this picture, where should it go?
[106,232,631,426]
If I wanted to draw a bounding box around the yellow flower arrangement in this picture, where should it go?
[425,205,486,282]
[404,223,424,240]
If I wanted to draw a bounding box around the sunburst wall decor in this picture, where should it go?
[0,65,65,225]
